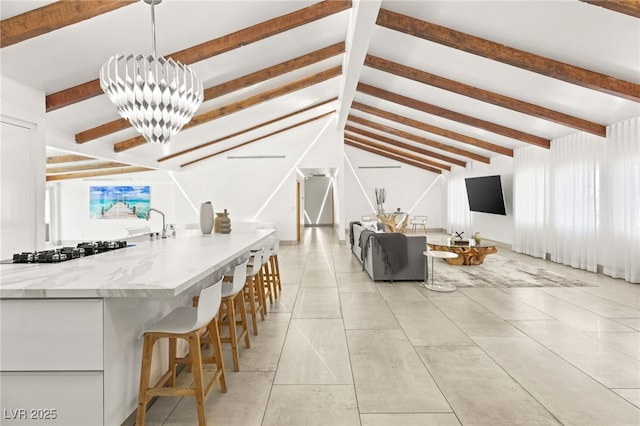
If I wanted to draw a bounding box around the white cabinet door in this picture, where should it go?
[0,299,103,371]
[0,371,103,426]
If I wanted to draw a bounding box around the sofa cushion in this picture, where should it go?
[360,220,379,231]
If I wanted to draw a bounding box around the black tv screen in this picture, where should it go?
[464,175,507,215]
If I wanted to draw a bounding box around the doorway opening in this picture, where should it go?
[298,168,336,228]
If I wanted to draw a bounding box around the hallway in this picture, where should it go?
[146,227,640,425]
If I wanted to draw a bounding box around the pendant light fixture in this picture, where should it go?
[100,0,203,145]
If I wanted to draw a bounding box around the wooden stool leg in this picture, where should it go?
[264,262,274,303]
[237,292,251,348]
[268,255,278,299]
[245,278,259,335]
[188,333,206,426]
[272,254,282,294]
[207,317,227,393]
[258,272,269,318]
[136,334,155,426]
[252,275,266,320]
[168,337,177,387]
[226,297,240,372]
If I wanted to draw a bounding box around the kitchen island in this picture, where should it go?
[0,228,275,425]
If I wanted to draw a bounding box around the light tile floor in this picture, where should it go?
[145,228,640,425]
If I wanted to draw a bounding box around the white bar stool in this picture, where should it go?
[259,243,275,305]
[193,261,251,372]
[269,237,282,299]
[245,249,266,335]
[136,279,226,426]
[423,250,458,293]
[220,260,251,372]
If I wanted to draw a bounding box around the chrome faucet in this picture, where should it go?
[146,208,167,238]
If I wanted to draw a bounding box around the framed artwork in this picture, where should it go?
[90,186,150,219]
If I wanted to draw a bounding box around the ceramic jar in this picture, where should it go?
[214,209,231,234]
[200,201,214,234]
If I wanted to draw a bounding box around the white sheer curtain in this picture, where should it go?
[513,146,548,258]
[446,166,470,236]
[601,117,640,283]
[549,132,604,272]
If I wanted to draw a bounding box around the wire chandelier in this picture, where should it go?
[100,0,203,145]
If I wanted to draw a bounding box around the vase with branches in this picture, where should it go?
[375,188,386,213]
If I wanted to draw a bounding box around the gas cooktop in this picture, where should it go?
[11,240,128,264]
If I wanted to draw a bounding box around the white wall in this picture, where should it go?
[171,115,339,241]
[343,152,515,247]
[0,76,46,256]
[54,171,176,241]
[299,122,345,239]
[333,166,345,239]
[464,156,514,245]
[1,120,36,258]
[343,145,443,229]
[10,111,344,246]
[0,78,520,250]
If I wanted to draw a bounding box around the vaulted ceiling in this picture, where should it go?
[1,0,638,181]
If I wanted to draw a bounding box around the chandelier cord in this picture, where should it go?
[150,1,157,57]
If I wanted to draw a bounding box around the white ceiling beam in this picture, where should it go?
[336,0,381,130]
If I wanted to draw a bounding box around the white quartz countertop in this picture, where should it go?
[0,229,274,298]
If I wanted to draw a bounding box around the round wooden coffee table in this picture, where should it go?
[423,250,459,292]
[427,241,497,265]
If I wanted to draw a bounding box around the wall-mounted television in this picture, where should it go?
[464,175,507,215]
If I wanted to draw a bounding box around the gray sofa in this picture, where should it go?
[350,222,427,282]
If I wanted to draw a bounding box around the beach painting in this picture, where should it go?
[90,186,150,219]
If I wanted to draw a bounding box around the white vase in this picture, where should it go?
[474,232,482,245]
[200,201,214,234]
